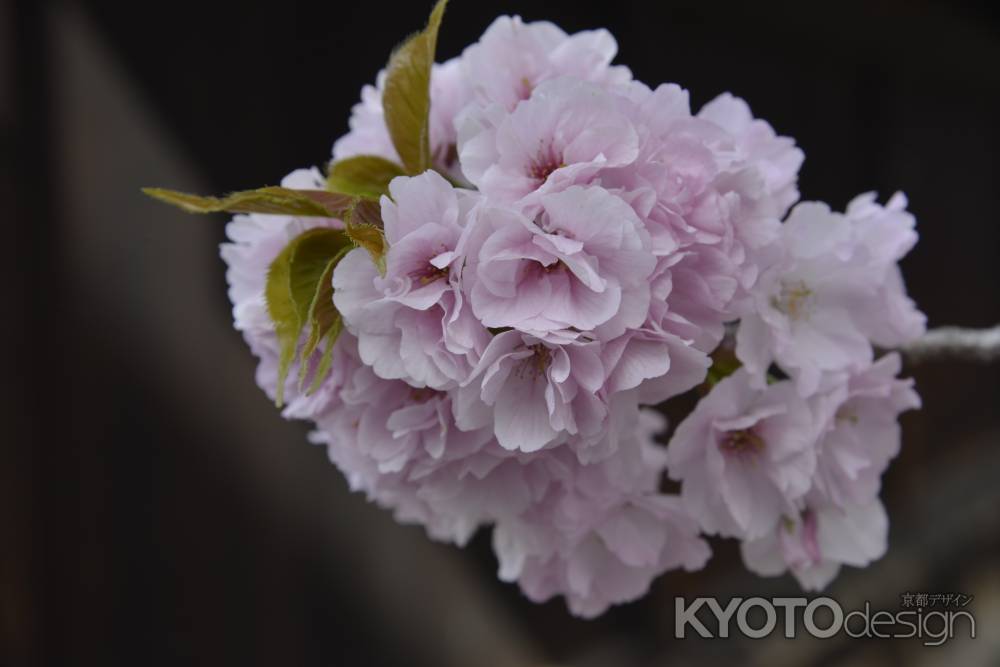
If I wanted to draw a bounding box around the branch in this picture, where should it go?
[903,324,1000,363]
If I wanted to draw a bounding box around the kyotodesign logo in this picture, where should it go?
[674,596,975,646]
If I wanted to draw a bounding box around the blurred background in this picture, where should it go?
[3,0,1000,664]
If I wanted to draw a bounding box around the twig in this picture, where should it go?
[903,324,1000,363]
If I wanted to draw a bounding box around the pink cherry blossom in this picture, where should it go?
[666,369,818,539]
[461,15,631,112]
[212,13,926,619]
[598,84,798,346]
[808,353,920,508]
[600,329,710,404]
[333,171,490,389]
[736,195,925,395]
[697,92,804,220]
[493,410,710,617]
[844,192,927,347]
[498,493,710,618]
[463,185,655,336]
[740,499,889,591]
[458,78,639,203]
[309,335,524,545]
[456,330,607,453]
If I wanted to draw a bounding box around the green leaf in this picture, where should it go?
[344,199,388,274]
[382,0,448,174]
[705,347,742,388]
[297,246,351,393]
[310,317,343,395]
[146,181,389,285]
[327,155,405,198]
[265,227,352,406]
[346,198,384,228]
[143,186,358,218]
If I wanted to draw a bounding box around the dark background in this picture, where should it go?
[4,0,1000,665]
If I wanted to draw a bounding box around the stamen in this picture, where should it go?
[771,280,813,320]
[514,343,553,379]
[529,160,562,181]
[835,408,859,425]
[517,76,533,101]
[528,143,564,182]
[719,428,765,456]
[413,263,449,285]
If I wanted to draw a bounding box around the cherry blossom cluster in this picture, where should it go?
[221,16,924,617]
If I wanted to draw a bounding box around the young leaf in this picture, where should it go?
[382,0,448,175]
[309,317,343,395]
[327,155,405,198]
[265,227,352,406]
[297,246,351,392]
[143,186,358,218]
[344,199,388,274]
[346,198,384,228]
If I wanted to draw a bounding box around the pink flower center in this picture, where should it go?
[412,263,449,285]
[719,428,765,457]
[528,145,564,182]
[514,343,552,379]
[835,407,859,425]
[771,280,813,321]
